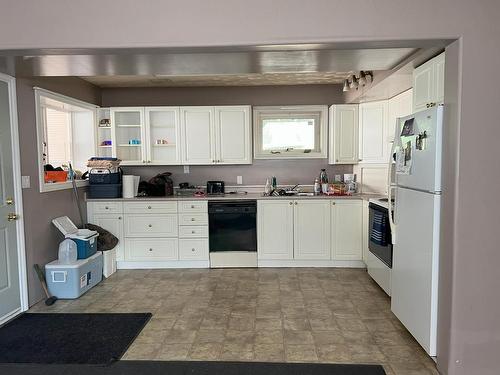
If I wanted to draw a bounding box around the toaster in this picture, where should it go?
[206,181,225,195]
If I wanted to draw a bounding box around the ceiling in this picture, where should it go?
[4,46,419,87]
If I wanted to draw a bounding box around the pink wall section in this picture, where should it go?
[2,1,500,374]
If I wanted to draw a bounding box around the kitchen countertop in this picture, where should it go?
[86,192,384,202]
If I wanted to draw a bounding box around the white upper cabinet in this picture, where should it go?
[359,100,389,164]
[413,52,445,112]
[145,107,181,165]
[331,200,363,261]
[181,105,251,165]
[387,89,413,143]
[329,104,359,165]
[257,200,294,260]
[215,106,252,164]
[111,107,146,165]
[180,106,215,165]
[293,200,331,260]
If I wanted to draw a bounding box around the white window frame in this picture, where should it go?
[34,87,98,192]
[253,105,328,159]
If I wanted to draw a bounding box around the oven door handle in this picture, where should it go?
[388,135,397,244]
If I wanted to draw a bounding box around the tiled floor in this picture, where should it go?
[30,268,439,374]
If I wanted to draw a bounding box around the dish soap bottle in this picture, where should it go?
[314,178,321,195]
[264,178,272,195]
[319,169,329,194]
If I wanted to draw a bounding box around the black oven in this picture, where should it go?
[368,202,393,268]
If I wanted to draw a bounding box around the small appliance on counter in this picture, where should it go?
[206,181,225,195]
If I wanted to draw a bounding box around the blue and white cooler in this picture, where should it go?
[52,216,99,259]
[45,252,103,299]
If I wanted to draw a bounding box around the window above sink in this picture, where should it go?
[253,105,328,159]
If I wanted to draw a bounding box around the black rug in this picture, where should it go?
[0,313,152,364]
[0,361,386,375]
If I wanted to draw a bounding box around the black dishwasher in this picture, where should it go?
[208,201,257,253]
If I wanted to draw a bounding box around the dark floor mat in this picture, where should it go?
[0,360,386,375]
[0,313,151,364]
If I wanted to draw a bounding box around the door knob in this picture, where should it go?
[7,213,19,221]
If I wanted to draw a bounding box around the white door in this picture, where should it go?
[412,59,435,112]
[359,101,388,163]
[395,106,443,193]
[257,200,294,260]
[215,106,251,164]
[0,75,25,323]
[145,107,181,165]
[331,200,363,260]
[111,107,146,165]
[293,200,330,260]
[92,214,124,261]
[391,187,440,356]
[329,105,359,164]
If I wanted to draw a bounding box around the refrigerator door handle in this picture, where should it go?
[388,120,398,244]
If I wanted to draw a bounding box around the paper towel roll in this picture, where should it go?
[122,175,140,198]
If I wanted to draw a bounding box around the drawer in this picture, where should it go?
[179,213,208,226]
[124,214,178,237]
[125,238,178,261]
[124,201,177,214]
[179,225,209,238]
[178,200,208,213]
[90,201,123,214]
[179,239,208,261]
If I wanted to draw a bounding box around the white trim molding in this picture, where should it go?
[258,259,366,268]
[0,72,29,316]
[117,260,210,269]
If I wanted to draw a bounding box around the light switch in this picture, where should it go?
[21,176,30,189]
[183,166,190,174]
[237,176,243,185]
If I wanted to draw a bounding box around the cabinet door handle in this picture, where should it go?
[118,216,122,220]
[105,206,109,210]
[294,202,298,205]
[191,218,195,221]
[148,206,152,209]
[289,202,293,205]
[191,248,196,252]
[149,248,153,252]
[332,202,336,206]
[191,230,195,234]
[191,205,195,209]
[148,224,152,227]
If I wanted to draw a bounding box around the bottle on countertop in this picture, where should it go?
[319,169,329,194]
[271,176,277,190]
[264,178,272,195]
[313,178,321,195]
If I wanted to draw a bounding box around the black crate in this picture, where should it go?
[88,184,122,199]
[89,168,122,185]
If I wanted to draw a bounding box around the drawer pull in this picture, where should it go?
[148,224,152,227]
[149,248,153,252]
[191,230,195,234]
[191,248,196,252]
[118,216,122,220]
[191,218,195,221]
[105,206,109,209]
[191,205,195,209]
[148,206,152,209]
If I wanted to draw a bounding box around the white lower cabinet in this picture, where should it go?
[92,214,125,261]
[125,238,178,261]
[331,200,363,260]
[124,214,178,237]
[179,239,209,260]
[293,200,331,260]
[257,200,294,260]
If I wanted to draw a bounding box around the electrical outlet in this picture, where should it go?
[237,176,243,185]
[21,176,31,189]
[183,165,190,174]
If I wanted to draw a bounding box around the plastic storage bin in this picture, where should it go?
[89,168,122,185]
[45,252,103,299]
[88,184,122,199]
[52,216,99,259]
[102,248,117,278]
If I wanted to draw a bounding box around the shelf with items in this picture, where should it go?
[96,107,112,157]
[145,107,181,165]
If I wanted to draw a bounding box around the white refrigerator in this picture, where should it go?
[388,105,443,356]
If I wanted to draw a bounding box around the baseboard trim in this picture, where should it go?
[117,260,209,269]
[258,260,366,268]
